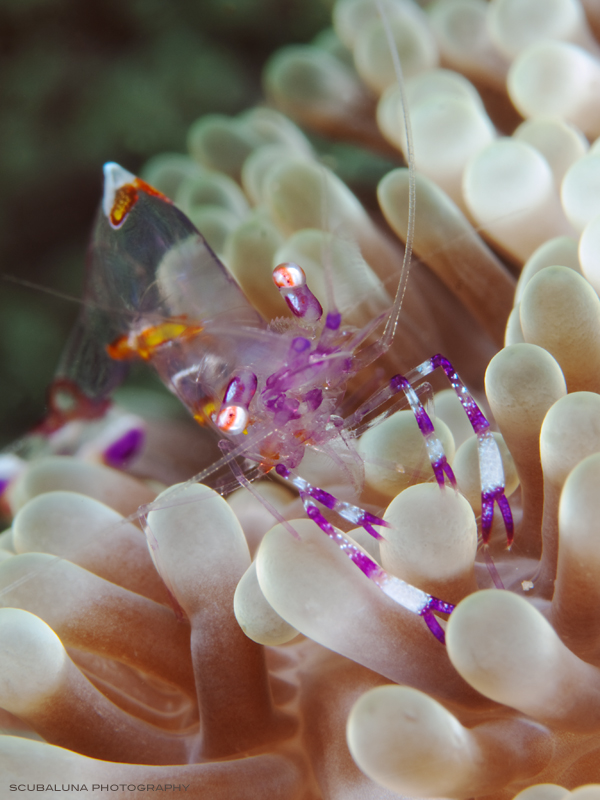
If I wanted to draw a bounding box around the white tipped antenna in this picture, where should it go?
[375,0,417,352]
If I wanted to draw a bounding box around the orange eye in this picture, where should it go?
[215,405,248,434]
[272,262,306,289]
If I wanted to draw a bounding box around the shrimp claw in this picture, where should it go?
[298,494,452,644]
[408,355,514,548]
[349,354,514,547]
[275,463,389,540]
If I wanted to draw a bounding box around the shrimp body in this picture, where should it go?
[78,164,371,482]
[53,165,265,421]
[26,161,513,643]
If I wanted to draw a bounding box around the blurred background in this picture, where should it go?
[0,0,333,447]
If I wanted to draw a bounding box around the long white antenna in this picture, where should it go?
[376,0,417,352]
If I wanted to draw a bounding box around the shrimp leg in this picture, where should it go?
[347,355,514,547]
[300,495,454,644]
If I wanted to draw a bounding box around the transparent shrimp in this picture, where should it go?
[0,6,514,646]
[0,146,513,644]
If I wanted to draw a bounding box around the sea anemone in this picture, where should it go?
[3,0,600,797]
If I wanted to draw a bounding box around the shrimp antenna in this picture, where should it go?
[376,0,416,352]
[1,270,180,331]
[317,165,339,317]
[1,273,84,307]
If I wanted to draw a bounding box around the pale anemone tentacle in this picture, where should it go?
[4,0,600,797]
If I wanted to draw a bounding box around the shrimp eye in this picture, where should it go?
[273,262,306,289]
[273,262,322,321]
[215,405,248,435]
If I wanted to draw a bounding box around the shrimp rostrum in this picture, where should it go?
[32,159,513,644]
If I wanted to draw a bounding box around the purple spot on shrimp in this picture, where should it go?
[291,337,311,353]
[223,371,257,405]
[310,487,336,509]
[360,511,390,540]
[498,493,514,547]
[270,394,301,424]
[413,406,435,436]
[283,287,323,321]
[275,464,290,478]
[430,354,489,432]
[361,521,384,541]
[462,404,488,433]
[421,611,446,644]
[265,392,284,411]
[103,427,145,468]
[304,388,323,411]
[432,457,455,488]
[326,311,341,330]
[481,488,514,547]
[348,548,380,579]
[390,374,408,392]
[426,596,455,615]
[443,459,457,487]
[305,502,335,534]
[362,511,390,528]
[481,493,495,543]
